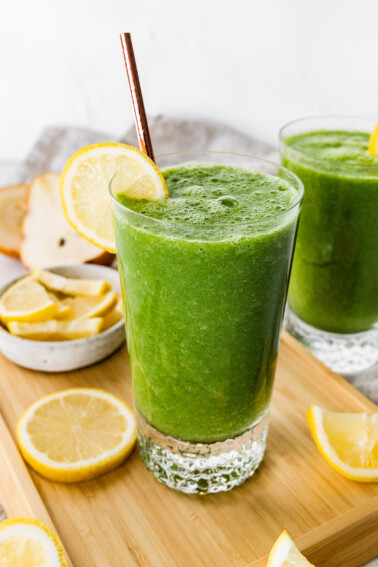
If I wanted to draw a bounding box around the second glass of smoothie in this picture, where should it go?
[111,152,302,494]
[280,117,378,374]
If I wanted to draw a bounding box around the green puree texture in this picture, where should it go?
[282,131,378,334]
[115,165,299,443]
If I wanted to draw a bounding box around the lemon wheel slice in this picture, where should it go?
[368,122,378,155]
[0,276,59,323]
[0,518,68,567]
[60,143,168,253]
[267,531,314,567]
[17,388,137,483]
[306,406,378,482]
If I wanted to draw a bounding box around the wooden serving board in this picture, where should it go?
[0,331,376,567]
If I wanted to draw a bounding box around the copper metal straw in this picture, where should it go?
[120,33,155,162]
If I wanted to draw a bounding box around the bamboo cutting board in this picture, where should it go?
[0,332,376,567]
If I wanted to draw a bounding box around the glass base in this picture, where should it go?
[137,411,269,494]
[285,309,378,374]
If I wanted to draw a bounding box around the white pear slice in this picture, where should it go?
[0,184,29,258]
[20,173,114,269]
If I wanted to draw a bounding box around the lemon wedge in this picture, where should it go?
[47,293,73,319]
[0,276,59,323]
[368,123,378,155]
[59,143,168,253]
[0,517,68,567]
[102,297,124,330]
[306,406,378,482]
[17,388,137,482]
[61,290,117,320]
[8,318,103,341]
[267,531,314,567]
[33,268,110,296]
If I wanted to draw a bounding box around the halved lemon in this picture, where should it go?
[60,143,168,253]
[8,318,103,341]
[0,276,59,323]
[0,517,68,567]
[33,268,110,296]
[368,123,378,155]
[17,388,137,482]
[267,530,314,566]
[306,406,378,482]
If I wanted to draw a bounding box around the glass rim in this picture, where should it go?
[279,115,378,172]
[109,150,304,229]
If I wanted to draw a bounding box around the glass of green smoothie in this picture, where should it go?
[110,152,302,493]
[280,116,378,374]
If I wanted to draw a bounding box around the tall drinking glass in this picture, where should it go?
[110,152,302,493]
[280,117,378,374]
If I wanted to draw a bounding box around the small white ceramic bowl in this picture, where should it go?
[0,264,125,372]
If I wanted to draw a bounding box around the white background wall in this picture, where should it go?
[1,0,377,161]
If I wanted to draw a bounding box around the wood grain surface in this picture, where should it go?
[0,332,377,567]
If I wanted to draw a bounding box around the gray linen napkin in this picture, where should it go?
[14,117,274,184]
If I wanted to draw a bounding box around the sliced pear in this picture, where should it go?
[0,184,28,258]
[8,318,103,341]
[33,268,111,296]
[20,173,114,268]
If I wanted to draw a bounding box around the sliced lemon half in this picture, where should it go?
[267,530,315,567]
[17,388,137,482]
[368,122,378,155]
[60,143,168,253]
[0,517,68,567]
[0,276,59,323]
[306,406,378,482]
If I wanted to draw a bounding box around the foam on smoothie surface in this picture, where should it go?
[285,130,378,172]
[117,164,297,227]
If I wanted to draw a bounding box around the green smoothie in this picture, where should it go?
[281,130,378,334]
[114,163,300,443]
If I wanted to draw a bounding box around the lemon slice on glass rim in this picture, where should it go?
[60,143,168,253]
